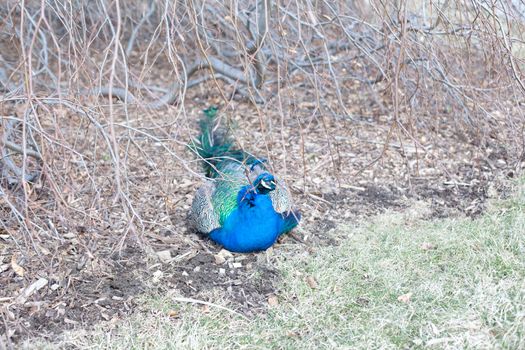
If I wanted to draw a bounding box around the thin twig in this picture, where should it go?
[172,296,249,321]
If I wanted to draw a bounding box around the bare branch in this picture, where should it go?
[1,119,41,183]
[148,56,253,108]
[1,139,42,160]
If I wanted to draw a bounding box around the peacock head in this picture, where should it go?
[253,173,276,195]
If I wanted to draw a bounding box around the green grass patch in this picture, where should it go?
[28,188,525,349]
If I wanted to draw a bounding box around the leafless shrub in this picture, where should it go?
[0,0,524,249]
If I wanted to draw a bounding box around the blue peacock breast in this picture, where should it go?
[222,194,281,252]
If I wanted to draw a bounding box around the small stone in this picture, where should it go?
[219,268,226,275]
[152,270,163,283]
[63,232,76,239]
[156,250,171,263]
[232,262,242,268]
[215,255,226,265]
[218,249,233,259]
[182,271,189,277]
[268,295,279,307]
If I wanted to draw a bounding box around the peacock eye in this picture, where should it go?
[260,179,272,189]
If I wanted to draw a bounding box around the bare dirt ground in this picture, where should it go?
[0,78,522,345]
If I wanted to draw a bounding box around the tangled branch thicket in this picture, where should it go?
[0,0,524,249]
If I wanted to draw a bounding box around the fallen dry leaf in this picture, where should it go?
[167,309,178,318]
[421,242,437,251]
[286,330,300,338]
[306,276,318,289]
[201,305,210,313]
[219,249,234,259]
[39,246,51,256]
[397,292,413,304]
[268,295,279,307]
[11,255,25,277]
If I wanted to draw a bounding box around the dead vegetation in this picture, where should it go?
[1,0,525,345]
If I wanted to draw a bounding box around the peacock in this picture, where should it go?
[188,106,300,253]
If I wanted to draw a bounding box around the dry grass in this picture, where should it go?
[23,180,525,350]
